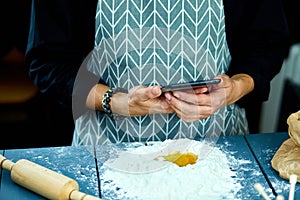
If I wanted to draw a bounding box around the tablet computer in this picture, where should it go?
[161,79,221,93]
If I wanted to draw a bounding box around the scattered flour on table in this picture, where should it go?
[100,139,243,200]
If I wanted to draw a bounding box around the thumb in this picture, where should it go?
[149,86,162,98]
[136,86,162,101]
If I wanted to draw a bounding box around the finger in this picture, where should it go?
[168,96,214,118]
[149,99,175,114]
[171,104,212,122]
[194,87,209,94]
[172,91,212,106]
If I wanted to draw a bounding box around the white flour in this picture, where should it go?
[100,139,242,200]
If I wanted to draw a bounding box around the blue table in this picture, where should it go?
[245,132,300,199]
[0,132,298,199]
[0,146,100,200]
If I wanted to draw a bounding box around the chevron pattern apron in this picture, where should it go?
[72,0,249,146]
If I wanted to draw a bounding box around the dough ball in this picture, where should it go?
[287,110,300,147]
[271,138,300,182]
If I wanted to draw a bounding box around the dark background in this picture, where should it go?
[0,0,74,149]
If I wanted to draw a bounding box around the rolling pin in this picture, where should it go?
[0,155,101,200]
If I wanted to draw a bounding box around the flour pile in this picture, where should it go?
[100,139,242,200]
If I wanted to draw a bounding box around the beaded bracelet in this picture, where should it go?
[101,87,128,120]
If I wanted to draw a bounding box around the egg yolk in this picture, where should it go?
[160,151,198,167]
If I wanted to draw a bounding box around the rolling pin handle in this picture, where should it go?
[0,155,14,171]
[70,189,101,200]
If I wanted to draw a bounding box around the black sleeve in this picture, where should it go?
[224,0,289,107]
[26,0,99,119]
[282,0,300,57]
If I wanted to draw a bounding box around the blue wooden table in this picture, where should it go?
[245,132,300,199]
[0,132,298,199]
[0,146,100,200]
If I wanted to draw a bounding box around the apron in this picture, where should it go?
[73,0,249,146]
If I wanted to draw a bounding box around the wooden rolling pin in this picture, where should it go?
[0,155,101,200]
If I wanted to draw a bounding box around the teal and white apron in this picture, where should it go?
[73,0,249,146]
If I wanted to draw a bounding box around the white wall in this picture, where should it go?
[259,44,300,133]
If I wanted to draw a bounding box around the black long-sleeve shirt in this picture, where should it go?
[26,0,289,119]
